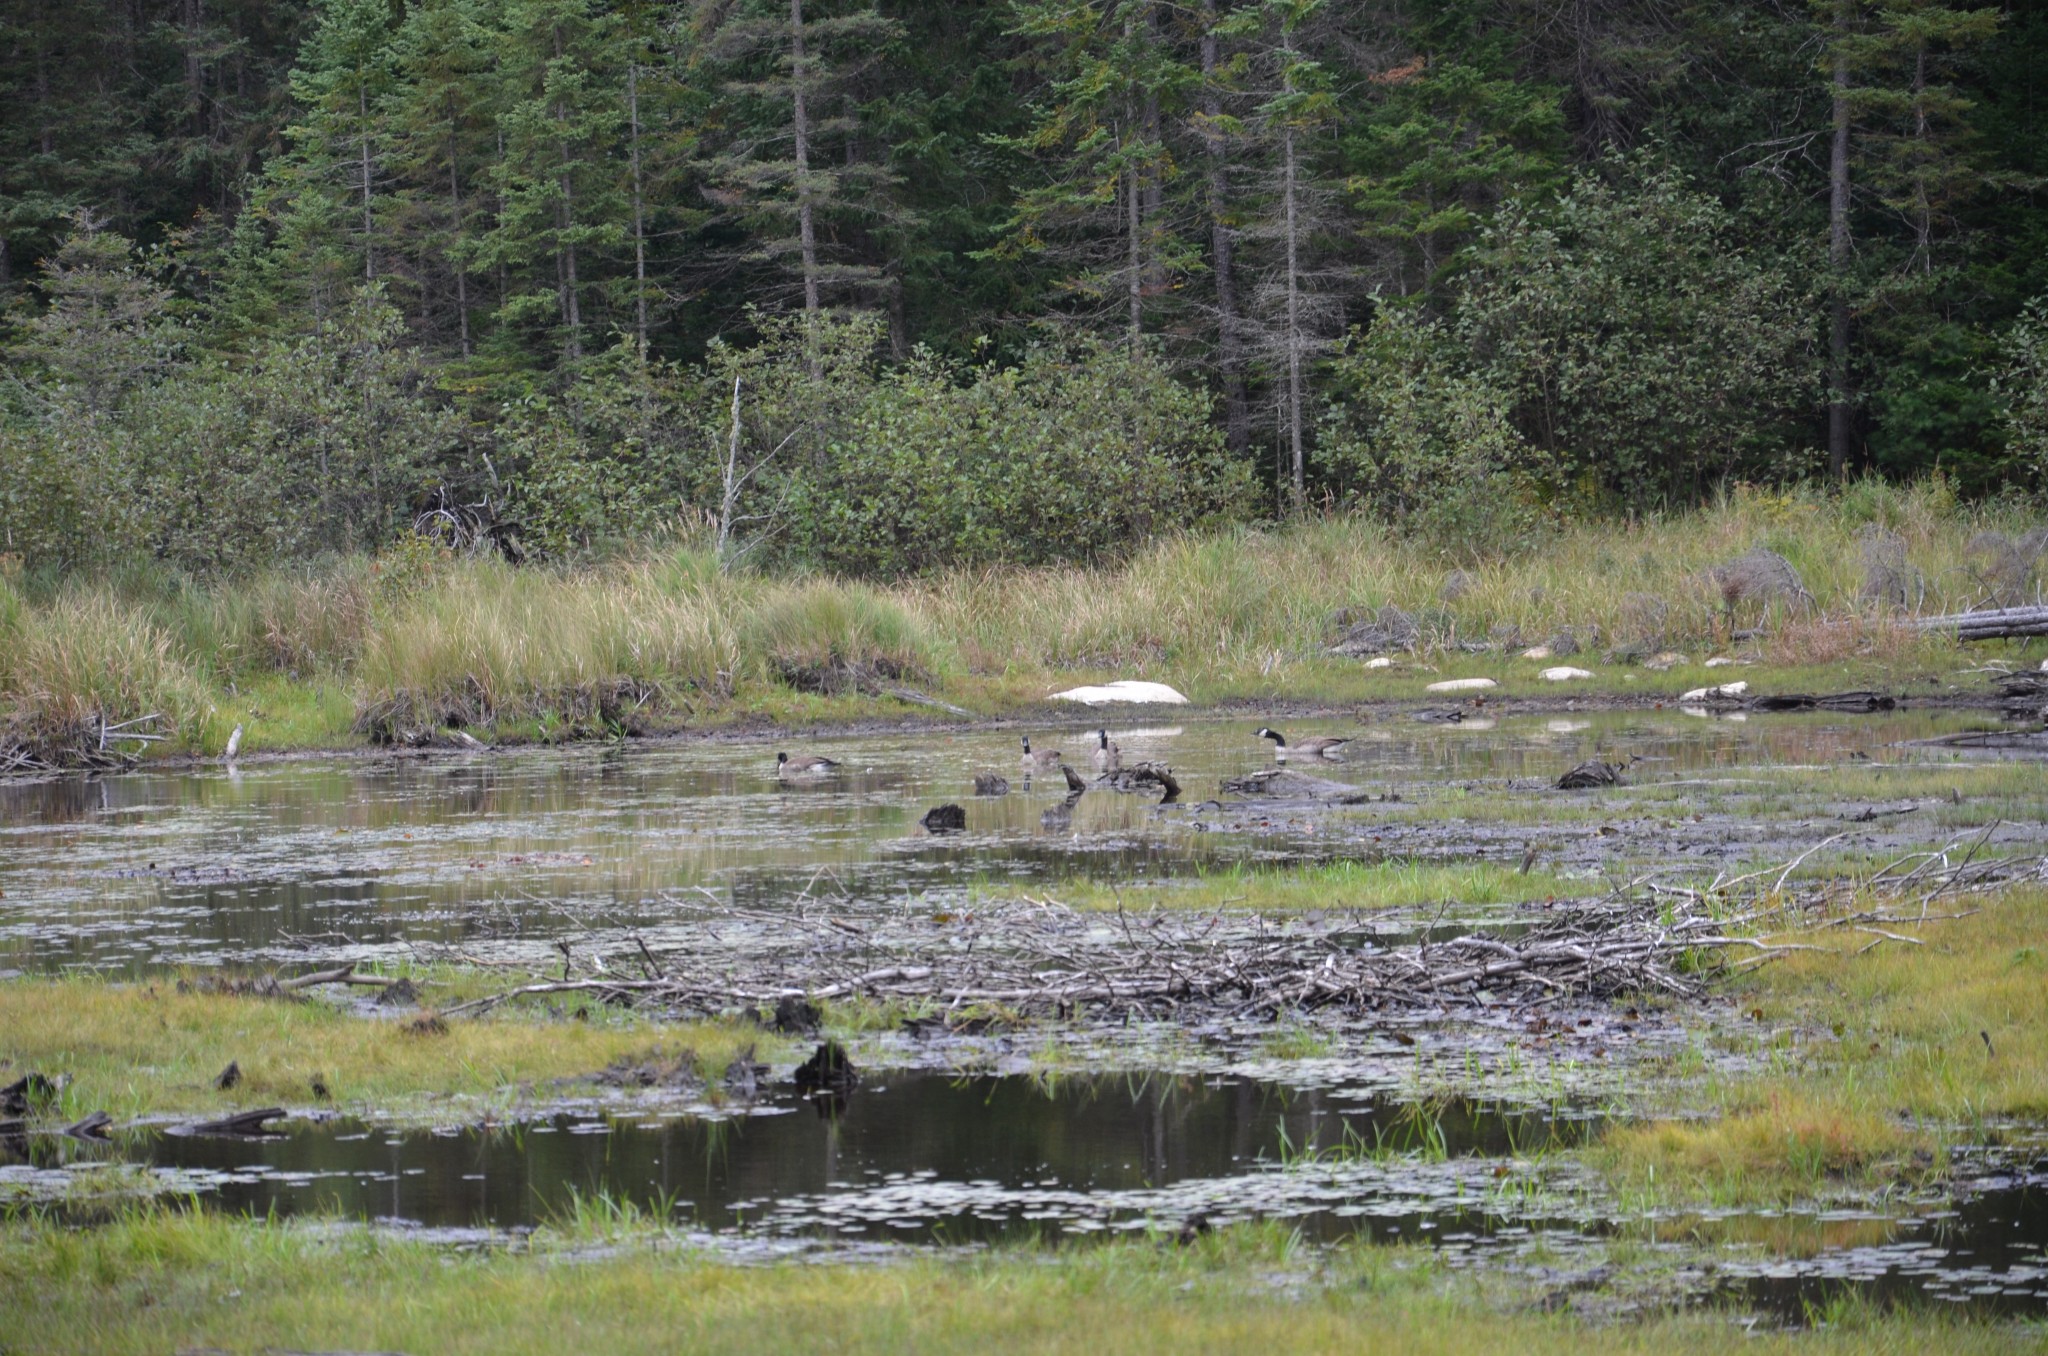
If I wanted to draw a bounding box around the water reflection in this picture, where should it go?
[0,709,2019,972]
[5,1072,1592,1240]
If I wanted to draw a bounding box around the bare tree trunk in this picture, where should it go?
[1912,42,1930,273]
[553,26,582,360]
[360,81,376,281]
[449,138,470,356]
[628,61,649,361]
[718,376,743,566]
[183,0,205,139]
[1828,9,1853,482]
[791,0,820,320]
[1202,3,1248,457]
[1282,48,1304,515]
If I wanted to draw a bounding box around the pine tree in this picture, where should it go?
[482,0,628,363]
[992,0,1201,349]
[386,0,498,355]
[694,0,904,337]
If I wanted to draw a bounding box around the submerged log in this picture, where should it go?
[1221,768,1368,803]
[184,1107,288,1136]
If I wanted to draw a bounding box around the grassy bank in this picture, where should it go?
[1,480,2039,762]
[1599,885,2048,1205]
[0,977,765,1119]
[1,1208,2040,1355]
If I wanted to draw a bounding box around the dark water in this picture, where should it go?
[3,709,2020,974]
[1733,1165,2048,1319]
[3,1072,1592,1243]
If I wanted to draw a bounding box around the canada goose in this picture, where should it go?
[1256,727,1351,761]
[222,723,244,763]
[776,751,841,777]
[1020,735,1063,769]
[1091,729,1121,772]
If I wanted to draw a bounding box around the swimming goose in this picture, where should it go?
[776,751,842,777]
[1256,727,1351,761]
[1091,729,1121,772]
[1020,736,1064,769]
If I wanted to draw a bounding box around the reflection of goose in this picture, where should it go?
[1092,729,1121,772]
[1020,736,1063,769]
[1256,727,1350,761]
[777,751,841,778]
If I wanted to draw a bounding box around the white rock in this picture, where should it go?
[1049,679,1189,706]
[2040,658,2048,672]
[1520,645,1553,660]
[1425,677,1498,693]
[1364,656,1395,669]
[1704,656,1734,668]
[1679,681,1748,702]
[1539,666,1593,682]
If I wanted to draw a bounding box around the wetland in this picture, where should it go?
[7,695,2048,1347]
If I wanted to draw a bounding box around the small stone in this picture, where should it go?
[1680,681,1748,702]
[1520,646,1553,660]
[1364,656,1394,670]
[1540,667,1593,682]
[1704,656,1734,668]
[1643,651,1689,671]
[1425,678,1498,693]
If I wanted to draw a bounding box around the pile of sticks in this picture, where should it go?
[438,835,2048,1024]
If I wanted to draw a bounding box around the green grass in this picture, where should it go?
[0,976,770,1120]
[1,1208,2041,1356]
[1598,885,2048,1207]
[1035,859,1579,914]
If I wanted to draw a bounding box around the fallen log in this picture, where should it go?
[183,1107,288,1136]
[1912,605,2048,640]
[1748,691,1897,713]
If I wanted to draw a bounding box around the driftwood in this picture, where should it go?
[1097,761,1182,802]
[1912,605,2048,640]
[183,1107,288,1136]
[63,1111,114,1139]
[1556,758,1636,790]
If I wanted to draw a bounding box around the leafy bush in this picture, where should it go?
[1452,158,1815,507]
[1319,306,1548,553]
[1996,295,2048,488]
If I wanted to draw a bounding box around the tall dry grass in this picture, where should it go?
[1,479,2039,749]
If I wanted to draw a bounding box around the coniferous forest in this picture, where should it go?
[2,0,2045,575]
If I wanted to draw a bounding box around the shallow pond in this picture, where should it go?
[2,1070,1596,1241]
[3,707,2029,973]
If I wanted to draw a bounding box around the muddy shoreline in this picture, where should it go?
[85,681,2025,778]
